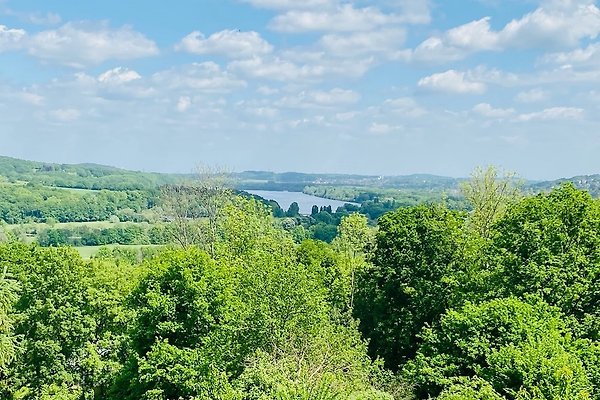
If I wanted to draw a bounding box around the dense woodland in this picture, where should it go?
[1,163,600,399]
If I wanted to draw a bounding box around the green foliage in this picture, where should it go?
[406,297,594,399]
[0,265,19,374]
[460,166,522,239]
[0,183,154,224]
[437,377,504,400]
[0,155,179,191]
[355,204,467,369]
[487,183,600,336]
[2,177,600,400]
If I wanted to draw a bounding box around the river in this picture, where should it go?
[246,190,358,215]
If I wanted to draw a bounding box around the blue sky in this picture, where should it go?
[1,0,600,179]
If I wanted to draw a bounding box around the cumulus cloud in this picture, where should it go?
[418,70,486,94]
[176,30,273,58]
[515,88,549,103]
[269,4,404,32]
[49,108,81,122]
[153,62,247,92]
[240,0,335,10]
[517,106,584,121]
[318,28,406,57]
[542,42,600,68]
[0,24,26,51]
[27,22,159,67]
[228,55,374,81]
[388,0,432,24]
[19,92,45,106]
[98,67,142,85]
[382,97,426,117]
[369,122,399,135]
[409,1,600,63]
[472,103,515,118]
[176,96,192,112]
[277,88,360,108]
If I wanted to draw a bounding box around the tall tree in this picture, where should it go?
[332,213,374,310]
[460,166,521,239]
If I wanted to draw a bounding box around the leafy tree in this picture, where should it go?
[235,322,390,400]
[355,204,466,369]
[487,184,600,337]
[0,245,96,398]
[332,214,374,310]
[311,205,319,216]
[405,297,594,399]
[460,166,522,239]
[110,247,239,399]
[310,223,338,243]
[286,202,300,217]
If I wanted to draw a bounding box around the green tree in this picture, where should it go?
[1,245,96,398]
[332,214,374,310]
[286,202,300,217]
[460,166,522,239]
[355,204,466,369]
[487,184,600,337]
[405,297,594,399]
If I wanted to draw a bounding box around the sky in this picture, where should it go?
[1,0,600,179]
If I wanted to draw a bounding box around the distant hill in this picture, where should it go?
[0,155,598,196]
[526,175,600,197]
[0,156,182,191]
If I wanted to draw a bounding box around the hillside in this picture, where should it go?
[1,155,599,196]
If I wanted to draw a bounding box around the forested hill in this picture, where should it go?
[528,174,600,197]
[1,155,600,195]
[0,156,183,190]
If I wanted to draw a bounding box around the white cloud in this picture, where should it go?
[318,28,406,57]
[446,17,500,51]
[176,30,273,58]
[369,122,399,135]
[418,70,486,94]
[515,88,548,103]
[517,106,584,121]
[19,92,44,106]
[311,88,360,105]
[542,42,600,68]
[269,4,404,33]
[229,57,317,81]
[501,1,600,49]
[244,106,279,118]
[409,1,600,63]
[228,55,374,81]
[257,86,279,95]
[176,96,192,112]
[27,22,159,67]
[472,103,515,118]
[277,88,360,108]
[382,97,426,117]
[98,67,142,85]
[49,108,80,122]
[387,0,432,24]
[240,0,335,10]
[0,24,26,52]
[153,62,247,93]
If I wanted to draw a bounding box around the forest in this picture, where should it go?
[1,164,600,399]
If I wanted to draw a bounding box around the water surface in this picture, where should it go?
[246,190,358,215]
